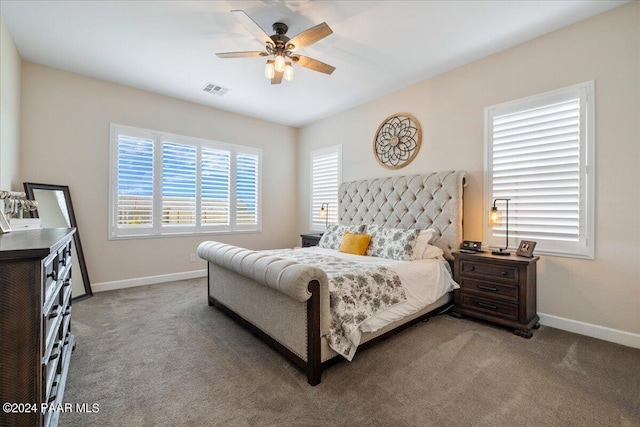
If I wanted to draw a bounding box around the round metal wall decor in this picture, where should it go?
[373,113,422,169]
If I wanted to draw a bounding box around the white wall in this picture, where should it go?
[20,63,299,285]
[0,14,21,191]
[298,3,640,343]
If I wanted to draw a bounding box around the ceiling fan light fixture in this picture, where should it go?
[274,54,286,73]
[284,62,293,81]
[264,60,275,79]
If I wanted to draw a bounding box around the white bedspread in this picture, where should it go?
[298,246,459,337]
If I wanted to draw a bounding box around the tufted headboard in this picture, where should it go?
[338,171,466,260]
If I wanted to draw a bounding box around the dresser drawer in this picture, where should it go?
[43,340,62,403]
[44,303,63,350]
[459,293,519,321]
[43,255,59,303]
[459,277,519,302]
[459,259,519,284]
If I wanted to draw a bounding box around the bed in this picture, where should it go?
[197,171,466,385]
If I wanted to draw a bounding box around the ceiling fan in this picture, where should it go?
[216,10,336,85]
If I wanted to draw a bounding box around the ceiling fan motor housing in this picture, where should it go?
[270,23,292,52]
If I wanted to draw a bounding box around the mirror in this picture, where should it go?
[24,183,92,301]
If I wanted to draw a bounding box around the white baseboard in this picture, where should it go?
[539,312,640,349]
[92,269,207,293]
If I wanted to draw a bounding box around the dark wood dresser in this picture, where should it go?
[451,251,540,338]
[0,228,76,427]
[300,233,323,247]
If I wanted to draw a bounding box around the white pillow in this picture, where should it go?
[412,228,437,260]
[422,244,444,260]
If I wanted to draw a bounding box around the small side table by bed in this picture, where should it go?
[451,251,540,338]
[300,233,323,247]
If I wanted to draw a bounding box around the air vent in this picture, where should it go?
[202,83,230,96]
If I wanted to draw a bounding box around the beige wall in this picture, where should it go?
[0,14,21,191]
[298,3,640,339]
[20,63,298,284]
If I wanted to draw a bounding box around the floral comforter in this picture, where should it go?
[264,249,406,361]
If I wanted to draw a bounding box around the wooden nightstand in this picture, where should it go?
[451,251,540,338]
[300,233,323,247]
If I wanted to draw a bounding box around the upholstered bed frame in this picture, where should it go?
[198,171,466,385]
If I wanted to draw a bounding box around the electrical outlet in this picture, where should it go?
[189,254,196,263]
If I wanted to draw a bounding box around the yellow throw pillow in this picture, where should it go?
[339,232,371,256]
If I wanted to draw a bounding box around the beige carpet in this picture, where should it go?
[61,278,640,426]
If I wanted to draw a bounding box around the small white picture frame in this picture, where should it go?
[0,211,11,233]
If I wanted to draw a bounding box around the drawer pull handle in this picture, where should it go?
[47,306,60,319]
[477,285,498,292]
[48,393,57,404]
[47,269,57,280]
[49,351,60,362]
[60,257,67,266]
[501,271,508,276]
[63,309,71,317]
[477,302,498,310]
[468,266,476,271]
[63,279,71,287]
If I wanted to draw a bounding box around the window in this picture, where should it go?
[109,124,261,239]
[310,145,341,232]
[484,81,594,259]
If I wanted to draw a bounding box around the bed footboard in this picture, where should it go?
[197,242,329,385]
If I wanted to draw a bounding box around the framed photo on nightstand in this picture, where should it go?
[516,240,537,257]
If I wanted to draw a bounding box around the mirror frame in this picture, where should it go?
[23,182,93,301]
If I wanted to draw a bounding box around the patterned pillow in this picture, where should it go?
[365,225,420,261]
[318,224,366,250]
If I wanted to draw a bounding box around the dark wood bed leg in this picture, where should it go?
[207,264,214,305]
[306,280,322,386]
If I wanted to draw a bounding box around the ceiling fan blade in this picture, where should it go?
[216,51,268,59]
[291,55,336,75]
[271,70,283,85]
[231,10,273,47]
[287,22,333,51]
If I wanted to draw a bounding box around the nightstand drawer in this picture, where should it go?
[459,259,519,284]
[459,293,519,321]
[459,277,519,302]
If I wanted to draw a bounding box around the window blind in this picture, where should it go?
[162,142,197,226]
[492,99,581,242]
[116,135,154,229]
[201,148,230,225]
[110,124,262,238]
[485,81,594,258]
[310,146,341,231]
[236,152,259,225]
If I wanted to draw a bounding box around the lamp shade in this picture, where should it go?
[274,55,285,72]
[264,61,275,79]
[488,206,501,226]
[283,62,293,81]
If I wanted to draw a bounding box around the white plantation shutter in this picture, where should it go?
[201,148,230,226]
[115,133,155,232]
[109,124,261,238]
[485,82,594,258]
[310,145,341,232]
[235,151,259,227]
[162,142,197,228]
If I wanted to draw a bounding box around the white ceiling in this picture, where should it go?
[0,1,627,128]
